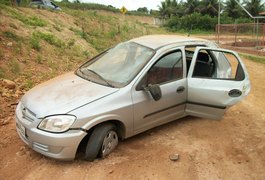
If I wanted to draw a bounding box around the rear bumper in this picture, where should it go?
[15,105,87,160]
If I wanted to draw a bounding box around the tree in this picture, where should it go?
[158,0,182,18]
[150,9,160,17]
[73,0,80,4]
[137,7,149,14]
[225,0,243,19]
[200,0,219,17]
[184,0,200,15]
[244,0,265,16]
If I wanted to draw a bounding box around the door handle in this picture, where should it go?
[228,89,242,97]
[176,86,185,93]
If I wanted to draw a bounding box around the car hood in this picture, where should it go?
[21,72,118,118]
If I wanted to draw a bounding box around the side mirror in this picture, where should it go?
[146,84,162,101]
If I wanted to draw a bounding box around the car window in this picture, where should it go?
[185,45,206,75]
[77,42,155,87]
[147,50,183,85]
[192,49,245,81]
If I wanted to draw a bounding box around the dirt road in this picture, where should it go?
[0,58,265,180]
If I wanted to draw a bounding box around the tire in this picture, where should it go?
[84,123,118,161]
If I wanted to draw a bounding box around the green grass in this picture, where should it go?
[239,53,265,64]
[30,36,41,51]
[6,7,47,27]
[70,27,89,40]
[83,50,90,58]
[18,15,47,27]
[32,31,65,48]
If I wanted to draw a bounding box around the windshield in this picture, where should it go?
[76,42,154,87]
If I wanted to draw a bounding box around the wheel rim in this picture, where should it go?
[101,130,118,157]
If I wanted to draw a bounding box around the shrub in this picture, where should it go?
[165,13,217,31]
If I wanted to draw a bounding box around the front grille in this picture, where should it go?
[21,104,37,123]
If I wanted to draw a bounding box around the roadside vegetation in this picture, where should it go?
[157,0,265,32]
[0,3,166,84]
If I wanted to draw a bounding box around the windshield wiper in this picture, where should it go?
[85,69,114,88]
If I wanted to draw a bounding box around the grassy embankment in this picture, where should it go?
[239,53,265,64]
[0,4,167,89]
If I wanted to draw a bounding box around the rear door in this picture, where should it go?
[186,47,250,119]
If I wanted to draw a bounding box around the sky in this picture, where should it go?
[81,0,163,11]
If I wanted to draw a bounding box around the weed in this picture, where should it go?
[70,27,92,44]
[7,8,47,27]
[24,79,34,90]
[32,31,65,48]
[122,24,130,32]
[8,58,21,74]
[3,31,21,41]
[108,31,116,38]
[36,54,43,64]
[30,36,41,51]
[19,16,47,27]
[83,50,90,58]
[67,39,75,48]
[93,11,97,16]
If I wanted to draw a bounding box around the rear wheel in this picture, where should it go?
[84,123,118,161]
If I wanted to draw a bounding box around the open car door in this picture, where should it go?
[186,47,250,119]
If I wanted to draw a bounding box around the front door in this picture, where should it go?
[132,48,187,134]
[186,47,250,119]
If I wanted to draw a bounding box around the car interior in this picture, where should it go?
[185,46,216,78]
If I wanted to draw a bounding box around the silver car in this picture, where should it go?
[15,35,251,161]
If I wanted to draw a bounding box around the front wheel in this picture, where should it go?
[85,123,118,161]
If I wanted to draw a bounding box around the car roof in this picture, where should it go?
[130,35,209,50]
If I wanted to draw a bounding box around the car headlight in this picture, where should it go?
[38,115,76,133]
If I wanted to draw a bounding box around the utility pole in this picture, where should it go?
[217,0,221,44]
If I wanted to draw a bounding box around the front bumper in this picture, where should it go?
[15,103,87,160]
